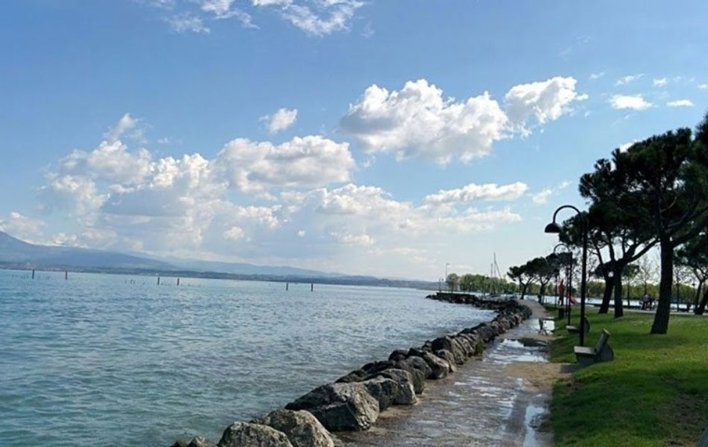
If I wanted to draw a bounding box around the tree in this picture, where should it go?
[620,120,708,332]
[508,264,534,299]
[676,233,708,314]
[576,160,657,318]
[445,273,460,292]
[459,273,475,292]
[584,114,708,333]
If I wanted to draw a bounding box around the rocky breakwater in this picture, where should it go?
[171,294,531,447]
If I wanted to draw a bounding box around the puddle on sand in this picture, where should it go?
[337,317,553,447]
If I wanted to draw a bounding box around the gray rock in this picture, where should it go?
[335,370,365,383]
[366,368,417,405]
[416,351,450,379]
[255,409,334,447]
[285,382,380,431]
[698,426,708,447]
[387,349,409,362]
[218,422,293,447]
[394,359,427,394]
[431,336,465,365]
[187,437,210,447]
[433,349,457,372]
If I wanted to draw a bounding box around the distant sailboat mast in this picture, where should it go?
[489,253,502,296]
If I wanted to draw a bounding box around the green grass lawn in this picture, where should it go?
[549,310,708,446]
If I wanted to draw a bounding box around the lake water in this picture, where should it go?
[0,270,494,447]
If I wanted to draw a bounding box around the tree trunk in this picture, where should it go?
[693,282,703,314]
[520,283,529,300]
[613,273,625,318]
[651,237,674,334]
[598,278,612,314]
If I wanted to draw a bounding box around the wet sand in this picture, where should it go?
[337,299,574,447]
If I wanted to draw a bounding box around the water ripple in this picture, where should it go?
[0,271,492,446]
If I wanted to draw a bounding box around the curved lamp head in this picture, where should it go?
[544,222,562,234]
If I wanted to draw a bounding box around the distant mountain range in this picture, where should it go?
[0,231,435,289]
[0,231,171,270]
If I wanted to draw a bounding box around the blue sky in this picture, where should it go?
[1,0,707,279]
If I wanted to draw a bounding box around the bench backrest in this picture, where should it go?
[594,329,611,353]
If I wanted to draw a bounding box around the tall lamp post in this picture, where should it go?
[545,204,589,346]
[553,243,573,326]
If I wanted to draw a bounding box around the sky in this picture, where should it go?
[1,0,707,280]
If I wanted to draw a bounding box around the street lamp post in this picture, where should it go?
[553,243,573,326]
[545,204,589,346]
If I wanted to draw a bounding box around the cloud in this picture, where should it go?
[34,107,528,277]
[260,0,365,36]
[666,99,694,107]
[531,188,553,205]
[530,181,571,205]
[589,72,605,80]
[609,95,652,111]
[653,77,668,87]
[141,0,366,36]
[699,84,708,90]
[215,135,354,193]
[423,182,528,205]
[340,79,509,164]
[341,77,586,164]
[615,74,644,86]
[0,212,47,242]
[504,76,588,130]
[166,13,210,33]
[262,108,298,133]
[105,113,140,142]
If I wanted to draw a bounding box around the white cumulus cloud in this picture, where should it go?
[504,76,587,130]
[340,79,509,164]
[666,99,694,107]
[653,77,668,87]
[262,108,298,133]
[341,77,586,164]
[609,95,652,111]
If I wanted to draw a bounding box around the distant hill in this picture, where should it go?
[163,258,343,278]
[0,231,172,270]
[0,231,435,289]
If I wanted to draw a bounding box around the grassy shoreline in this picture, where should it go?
[548,310,708,446]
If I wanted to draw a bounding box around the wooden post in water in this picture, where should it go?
[32,269,35,279]
[286,283,289,291]
[177,278,180,286]
[157,276,161,285]
[311,283,314,292]
[64,271,68,280]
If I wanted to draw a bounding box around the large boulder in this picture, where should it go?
[254,409,334,447]
[366,368,417,405]
[431,336,465,365]
[285,382,380,431]
[418,351,450,379]
[361,375,419,410]
[394,358,428,394]
[433,349,457,372]
[218,422,292,447]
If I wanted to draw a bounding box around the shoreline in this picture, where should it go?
[172,293,535,447]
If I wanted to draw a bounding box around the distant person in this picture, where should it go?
[642,293,650,310]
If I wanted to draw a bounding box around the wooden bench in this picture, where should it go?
[567,317,590,335]
[574,329,614,367]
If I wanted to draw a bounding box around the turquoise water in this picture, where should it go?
[0,270,493,446]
